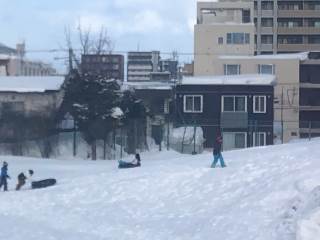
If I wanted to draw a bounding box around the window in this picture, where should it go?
[261,35,273,44]
[183,95,203,113]
[223,132,247,150]
[253,132,266,147]
[227,33,250,44]
[218,37,223,44]
[253,96,267,113]
[258,64,274,74]
[261,1,273,10]
[164,99,170,114]
[261,18,273,27]
[224,64,240,75]
[242,10,251,23]
[222,96,247,112]
[1,102,25,115]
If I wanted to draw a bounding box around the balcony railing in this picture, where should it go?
[278,26,320,34]
[220,112,248,129]
[278,10,320,18]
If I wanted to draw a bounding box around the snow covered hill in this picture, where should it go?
[1,139,320,240]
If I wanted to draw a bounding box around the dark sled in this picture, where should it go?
[31,178,57,189]
[118,161,141,169]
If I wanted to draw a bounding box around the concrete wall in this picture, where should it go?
[0,91,63,117]
[194,24,255,75]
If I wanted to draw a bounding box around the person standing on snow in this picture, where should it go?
[0,161,10,191]
[211,135,226,168]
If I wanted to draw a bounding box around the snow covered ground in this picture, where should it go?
[1,139,320,240]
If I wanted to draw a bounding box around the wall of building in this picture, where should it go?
[0,91,63,117]
[212,57,300,142]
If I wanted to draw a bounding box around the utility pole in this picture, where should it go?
[68,48,73,72]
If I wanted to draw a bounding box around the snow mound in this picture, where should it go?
[1,139,320,239]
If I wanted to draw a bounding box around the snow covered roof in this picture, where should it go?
[0,76,65,93]
[219,52,309,61]
[123,81,173,90]
[181,74,276,86]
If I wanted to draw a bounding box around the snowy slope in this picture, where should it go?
[1,140,320,240]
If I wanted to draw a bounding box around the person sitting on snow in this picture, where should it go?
[211,135,226,168]
[16,172,27,191]
[15,169,34,191]
[0,161,10,191]
[118,154,141,168]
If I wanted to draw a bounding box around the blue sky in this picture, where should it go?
[0,0,196,70]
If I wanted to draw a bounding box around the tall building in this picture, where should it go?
[255,0,320,54]
[81,54,124,81]
[195,1,255,75]
[218,0,320,54]
[127,51,160,81]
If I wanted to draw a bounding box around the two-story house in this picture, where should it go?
[175,74,275,150]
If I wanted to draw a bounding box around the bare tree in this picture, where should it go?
[94,26,114,54]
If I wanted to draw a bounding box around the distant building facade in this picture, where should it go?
[127,51,160,81]
[0,42,57,76]
[81,54,124,81]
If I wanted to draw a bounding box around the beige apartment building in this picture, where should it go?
[195,1,255,74]
[194,1,316,143]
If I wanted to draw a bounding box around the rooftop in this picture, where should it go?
[219,52,309,61]
[0,76,65,93]
[181,74,276,86]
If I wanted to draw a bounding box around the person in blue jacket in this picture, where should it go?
[211,135,226,168]
[0,161,10,191]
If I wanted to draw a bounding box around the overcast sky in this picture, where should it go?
[0,0,197,70]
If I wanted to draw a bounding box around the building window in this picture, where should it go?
[218,37,223,44]
[227,33,250,44]
[253,96,267,113]
[183,95,203,113]
[222,96,247,112]
[224,64,241,75]
[261,18,273,27]
[261,1,273,10]
[261,35,273,44]
[242,10,251,23]
[164,99,170,114]
[258,64,274,74]
[253,132,266,146]
[223,132,247,150]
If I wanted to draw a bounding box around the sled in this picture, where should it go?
[118,160,140,169]
[31,178,57,189]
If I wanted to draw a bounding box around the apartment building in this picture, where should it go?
[195,1,255,75]
[254,0,320,54]
[199,0,320,54]
[81,54,124,81]
[127,51,160,81]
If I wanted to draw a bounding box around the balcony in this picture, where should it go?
[260,43,274,51]
[261,27,274,34]
[278,10,320,18]
[261,10,274,17]
[278,26,320,34]
[220,112,248,129]
[277,43,320,52]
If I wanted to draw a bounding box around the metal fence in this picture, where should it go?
[0,119,318,159]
